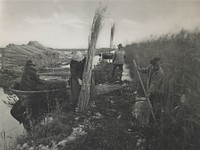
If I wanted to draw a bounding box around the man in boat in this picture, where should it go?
[20,60,46,91]
[11,60,46,129]
[111,43,126,82]
[11,60,68,129]
[137,57,164,121]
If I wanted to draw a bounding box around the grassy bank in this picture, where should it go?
[16,85,137,149]
[15,29,200,150]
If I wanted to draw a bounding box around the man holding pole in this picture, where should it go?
[136,57,164,122]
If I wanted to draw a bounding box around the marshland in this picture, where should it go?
[1,1,200,150]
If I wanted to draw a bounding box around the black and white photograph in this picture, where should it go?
[1,0,200,149]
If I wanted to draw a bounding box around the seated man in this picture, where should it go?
[13,60,68,129]
[20,60,46,91]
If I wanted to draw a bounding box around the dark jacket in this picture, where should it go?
[70,58,86,80]
[20,66,44,91]
[113,49,126,64]
[140,65,164,94]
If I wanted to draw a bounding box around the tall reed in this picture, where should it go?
[125,29,200,149]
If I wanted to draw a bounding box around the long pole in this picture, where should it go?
[133,60,157,123]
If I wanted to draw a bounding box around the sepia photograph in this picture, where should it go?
[1,0,200,149]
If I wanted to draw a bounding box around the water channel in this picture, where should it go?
[0,88,24,149]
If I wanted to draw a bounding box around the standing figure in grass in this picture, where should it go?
[137,57,164,121]
[69,51,86,109]
[112,43,126,82]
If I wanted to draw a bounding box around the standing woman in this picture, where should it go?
[69,51,86,109]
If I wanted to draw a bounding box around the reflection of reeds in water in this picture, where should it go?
[0,127,20,150]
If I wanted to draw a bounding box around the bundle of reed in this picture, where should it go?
[110,23,115,49]
[78,5,106,112]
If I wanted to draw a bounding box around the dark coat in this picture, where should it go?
[140,65,164,94]
[20,66,44,91]
[69,58,86,108]
[112,49,126,64]
[70,58,86,80]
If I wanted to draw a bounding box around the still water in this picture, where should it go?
[0,88,24,149]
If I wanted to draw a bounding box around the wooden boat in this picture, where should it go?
[9,81,69,117]
[9,81,68,103]
[10,87,62,100]
[9,82,69,130]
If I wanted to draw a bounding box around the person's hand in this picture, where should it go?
[136,66,141,71]
[78,79,83,85]
[146,92,151,98]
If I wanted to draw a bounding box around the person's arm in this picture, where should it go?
[137,66,148,74]
[70,61,78,80]
[31,70,43,84]
[77,58,86,85]
[76,57,86,79]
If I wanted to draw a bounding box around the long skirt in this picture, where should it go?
[70,76,95,108]
[70,77,81,108]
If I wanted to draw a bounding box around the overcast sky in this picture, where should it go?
[1,0,200,48]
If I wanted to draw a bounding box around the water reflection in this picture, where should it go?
[0,88,24,148]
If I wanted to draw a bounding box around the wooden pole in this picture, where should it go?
[133,60,157,123]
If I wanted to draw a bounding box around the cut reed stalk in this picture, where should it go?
[78,5,106,112]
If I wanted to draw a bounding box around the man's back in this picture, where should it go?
[113,50,126,64]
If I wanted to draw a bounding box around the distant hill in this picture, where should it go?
[1,42,115,72]
[55,48,86,52]
[1,41,60,71]
[54,48,114,55]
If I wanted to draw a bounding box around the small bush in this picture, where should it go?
[93,61,122,84]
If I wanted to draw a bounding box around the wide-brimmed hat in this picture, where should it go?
[150,56,161,65]
[152,56,160,61]
[25,60,35,67]
[118,43,123,49]
[72,51,85,62]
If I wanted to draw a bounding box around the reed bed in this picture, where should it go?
[125,29,200,150]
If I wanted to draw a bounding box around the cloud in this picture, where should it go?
[1,0,200,48]
[24,12,89,30]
